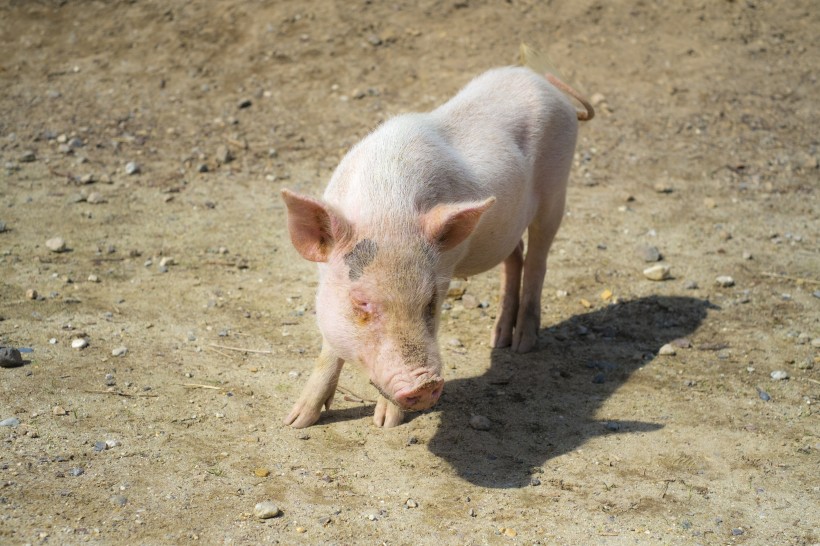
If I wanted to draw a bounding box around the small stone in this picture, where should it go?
[69,467,84,477]
[52,405,67,416]
[684,280,699,290]
[88,274,100,283]
[447,280,466,298]
[295,527,306,533]
[46,237,67,252]
[643,264,671,281]
[367,34,383,46]
[469,415,491,431]
[653,182,673,193]
[503,527,518,537]
[93,441,108,452]
[159,257,175,267]
[0,221,6,233]
[796,357,814,370]
[468,508,476,517]
[49,338,58,344]
[638,245,662,262]
[20,150,36,162]
[0,417,20,427]
[770,370,788,380]
[105,439,119,449]
[605,421,621,431]
[25,288,38,300]
[600,289,613,301]
[756,387,771,401]
[405,499,418,508]
[671,337,692,348]
[297,432,310,440]
[112,346,128,357]
[461,294,478,308]
[86,192,106,204]
[658,343,676,356]
[71,338,89,350]
[555,289,569,298]
[703,197,717,209]
[810,338,820,348]
[0,347,24,368]
[732,528,744,536]
[580,298,593,309]
[254,468,270,477]
[124,161,140,175]
[216,145,233,164]
[529,477,541,486]
[254,501,281,519]
[111,495,128,507]
[715,275,735,287]
[742,250,753,260]
[447,338,463,347]
[197,163,209,173]
[238,98,252,109]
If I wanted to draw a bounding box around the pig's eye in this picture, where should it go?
[352,298,374,324]
[423,293,437,332]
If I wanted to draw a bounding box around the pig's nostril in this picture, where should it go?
[403,396,420,407]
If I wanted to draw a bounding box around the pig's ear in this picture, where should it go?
[281,189,350,262]
[422,197,496,252]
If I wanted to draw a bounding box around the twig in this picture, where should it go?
[208,343,273,355]
[84,390,158,398]
[761,272,820,285]
[337,385,375,404]
[183,383,222,390]
[807,378,820,385]
[206,345,232,359]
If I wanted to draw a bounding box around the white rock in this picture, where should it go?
[88,274,100,283]
[658,343,676,356]
[125,161,140,175]
[112,346,128,357]
[159,257,175,267]
[770,370,788,380]
[71,338,89,350]
[715,276,735,287]
[643,264,671,281]
[254,501,281,519]
[46,237,67,252]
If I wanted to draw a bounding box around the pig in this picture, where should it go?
[281,66,594,428]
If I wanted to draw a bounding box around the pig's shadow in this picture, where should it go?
[426,295,713,489]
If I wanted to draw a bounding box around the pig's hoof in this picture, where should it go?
[373,396,404,428]
[512,329,538,353]
[283,404,323,428]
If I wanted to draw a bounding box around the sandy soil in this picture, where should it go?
[1,0,818,544]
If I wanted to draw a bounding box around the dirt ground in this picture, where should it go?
[1,0,818,544]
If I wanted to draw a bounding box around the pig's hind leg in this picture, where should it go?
[284,344,344,428]
[491,240,524,348]
[373,395,405,428]
[511,198,565,353]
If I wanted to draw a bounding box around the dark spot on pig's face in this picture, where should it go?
[343,239,378,281]
[423,292,438,333]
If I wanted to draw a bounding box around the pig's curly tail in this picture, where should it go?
[545,73,595,122]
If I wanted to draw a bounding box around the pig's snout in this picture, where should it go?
[394,377,444,411]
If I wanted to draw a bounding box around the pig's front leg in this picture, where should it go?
[491,240,524,348]
[284,345,344,428]
[373,395,405,428]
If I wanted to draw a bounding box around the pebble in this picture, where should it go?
[447,280,466,298]
[86,192,106,204]
[638,245,662,262]
[254,468,270,477]
[756,387,771,401]
[529,477,541,486]
[124,161,140,175]
[447,338,463,347]
[87,274,100,283]
[111,495,128,507]
[112,346,128,357]
[71,338,89,350]
[52,405,67,416]
[469,415,491,431]
[216,145,233,164]
[26,288,39,299]
[658,343,676,356]
[405,499,418,508]
[770,370,788,380]
[0,221,6,233]
[813,291,820,299]
[653,182,673,193]
[715,275,735,287]
[684,280,699,290]
[46,237,67,252]
[238,99,252,109]
[105,439,119,449]
[810,338,820,348]
[461,294,478,308]
[0,347,24,368]
[796,357,814,370]
[20,150,36,162]
[0,417,20,427]
[742,250,753,260]
[93,441,108,452]
[643,264,671,281]
[605,421,621,431]
[69,467,84,477]
[254,501,281,519]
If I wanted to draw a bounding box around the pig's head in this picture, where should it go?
[281,188,494,412]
